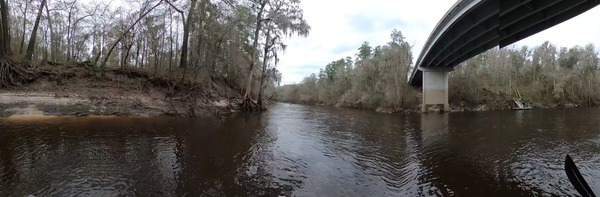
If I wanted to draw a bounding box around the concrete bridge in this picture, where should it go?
[408,0,600,112]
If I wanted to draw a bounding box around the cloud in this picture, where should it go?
[277,0,600,84]
[278,0,457,84]
[348,14,378,34]
[331,43,358,55]
[384,19,408,31]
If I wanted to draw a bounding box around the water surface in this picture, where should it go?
[2,103,600,196]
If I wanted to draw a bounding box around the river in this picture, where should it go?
[1,103,600,196]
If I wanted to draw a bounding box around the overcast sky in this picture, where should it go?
[277,0,600,85]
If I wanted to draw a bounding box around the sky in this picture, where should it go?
[277,0,600,85]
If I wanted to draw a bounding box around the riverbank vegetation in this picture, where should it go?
[279,32,600,112]
[0,0,309,116]
[451,42,600,110]
[278,30,419,112]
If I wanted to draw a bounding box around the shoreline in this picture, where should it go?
[0,92,241,119]
[279,100,583,114]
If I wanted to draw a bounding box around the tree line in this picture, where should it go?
[278,29,420,112]
[279,32,600,111]
[0,0,309,110]
[451,41,600,109]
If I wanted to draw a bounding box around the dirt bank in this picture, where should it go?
[0,62,243,118]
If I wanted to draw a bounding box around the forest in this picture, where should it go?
[278,31,600,112]
[278,29,418,112]
[0,0,309,113]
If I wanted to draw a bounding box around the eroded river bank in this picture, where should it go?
[0,92,239,118]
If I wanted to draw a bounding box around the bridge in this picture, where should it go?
[408,0,600,112]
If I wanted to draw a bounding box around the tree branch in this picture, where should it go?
[100,0,163,68]
[164,0,184,14]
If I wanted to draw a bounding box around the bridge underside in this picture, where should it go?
[500,0,600,47]
[410,0,600,87]
[410,0,600,112]
[410,0,498,87]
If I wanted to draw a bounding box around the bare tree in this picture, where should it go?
[100,0,162,69]
[45,2,56,61]
[165,0,198,79]
[18,0,28,54]
[26,0,47,60]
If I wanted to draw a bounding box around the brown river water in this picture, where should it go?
[2,103,600,196]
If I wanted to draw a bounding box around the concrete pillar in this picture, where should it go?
[419,67,453,113]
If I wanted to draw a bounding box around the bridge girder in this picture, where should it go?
[409,0,600,86]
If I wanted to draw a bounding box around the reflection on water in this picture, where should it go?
[2,104,600,196]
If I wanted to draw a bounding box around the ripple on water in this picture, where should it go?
[3,105,600,196]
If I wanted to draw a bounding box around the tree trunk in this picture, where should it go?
[179,0,198,69]
[141,40,146,69]
[0,0,12,57]
[45,3,55,61]
[26,0,47,60]
[154,51,159,76]
[100,1,162,69]
[243,0,266,101]
[197,0,209,71]
[19,1,28,54]
[0,0,4,57]
[211,40,222,74]
[42,28,48,60]
[92,32,103,64]
[168,47,173,72]
[66,2,75,62]
[153,39,160,76]
[168,14,174,73]
[122,42,133,68]
[257,28,272,108]
[172,20,180,76]
[134,40,141,68]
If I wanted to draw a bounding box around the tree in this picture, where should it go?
[165,0,198,71]
[18,0,28,54]
[100,0,162,69]
[26,0,47,60]
[241,0,268,110]
[0,0,295,111]
[45,2,56,61]
[256,0,310,108]
[257,24,275,108]
[0,0,12,57]
[356,41,372,62]
[278,29,416,110]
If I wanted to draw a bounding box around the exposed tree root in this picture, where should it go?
[242,95,263,111]
[0,58,39,88]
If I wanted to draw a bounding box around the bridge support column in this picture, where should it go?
[420,67,454,113]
